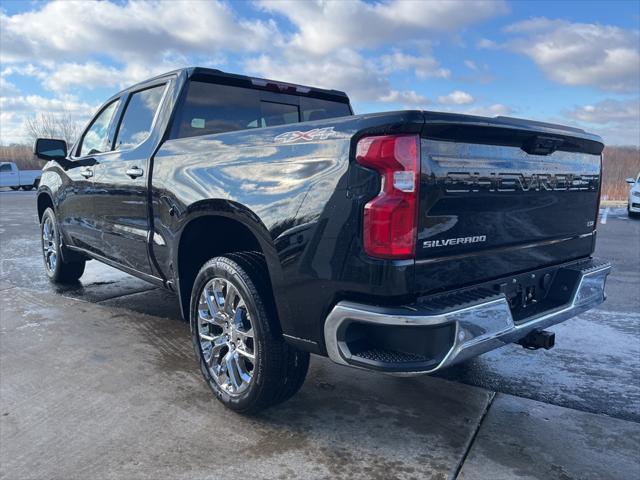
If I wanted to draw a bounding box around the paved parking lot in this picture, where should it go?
[1,190,639,480]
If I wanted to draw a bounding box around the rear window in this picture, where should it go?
[300,97,351,122]
[170,80,350,139]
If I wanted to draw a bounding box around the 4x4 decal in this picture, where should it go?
[274,127,338,143]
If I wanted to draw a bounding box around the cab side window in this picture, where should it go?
[0,164,12,172]
[79,99,120,157]
[170,81,261,139]
[114,85,166,151]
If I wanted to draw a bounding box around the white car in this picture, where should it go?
[627,173,640,218]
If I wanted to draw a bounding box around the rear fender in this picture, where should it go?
[173,199,292,327]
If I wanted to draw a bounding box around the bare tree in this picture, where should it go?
[25,110,82,146]
[0,144,40,169]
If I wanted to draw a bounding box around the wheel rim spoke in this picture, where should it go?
[235,345,255,361]
[197,276,255,397]
[224,283,238,315]
[236,327,253,342]
[225,352,242,390]
[205,291,218,317]
[199,332,220,343]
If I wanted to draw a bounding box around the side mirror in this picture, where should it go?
[626,177,636,184]
[34,138,67,161]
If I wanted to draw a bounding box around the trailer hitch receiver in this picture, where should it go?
[517,330,555,350]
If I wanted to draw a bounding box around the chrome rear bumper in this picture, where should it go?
[324,259,611,375]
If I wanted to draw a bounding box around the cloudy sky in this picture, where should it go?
[1,0,639,146]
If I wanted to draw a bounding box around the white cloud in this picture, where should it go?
[568,98,640,124]
[379,51,450,79]
[0,1,277,65]
[39,60,199,92]
[463,103,514,117]
[464,60,478,71]
[566,98,640,146]
[0,95,94,114]
[42,63,123,92]
[379,90,428,106]
[477,38,499,49]
[258,0,508,55]
[504,18,640,92]
[438,90,474,105]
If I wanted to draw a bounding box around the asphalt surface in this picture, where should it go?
[1,190,639,480]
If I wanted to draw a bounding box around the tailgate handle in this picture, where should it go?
[522,135,563,156]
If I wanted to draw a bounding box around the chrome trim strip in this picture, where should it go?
[324,263,611,376]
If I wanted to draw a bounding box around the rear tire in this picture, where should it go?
[41,208,86,283]
[190,252,309,414]
[21,185,34,191]
[9,186,19,191]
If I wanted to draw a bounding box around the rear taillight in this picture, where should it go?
[356,134,420,259]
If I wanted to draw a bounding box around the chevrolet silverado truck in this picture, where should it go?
[34,67,611,413]
[0,162,41,190]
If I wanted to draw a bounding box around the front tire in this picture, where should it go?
[41,208,86,283]
[190,252,309,414]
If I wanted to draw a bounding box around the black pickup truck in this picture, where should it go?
[35,67,611,413]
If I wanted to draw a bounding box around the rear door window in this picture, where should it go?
[114,84,166,151]
[79,99,120,157]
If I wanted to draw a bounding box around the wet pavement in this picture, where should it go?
[458,394,640,480]
[436,204,640,422]
[1,190,639,479]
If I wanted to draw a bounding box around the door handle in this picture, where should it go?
[80,168,93,178]
[126,167,144,179]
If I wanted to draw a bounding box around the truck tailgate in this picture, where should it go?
[415,115,603,294]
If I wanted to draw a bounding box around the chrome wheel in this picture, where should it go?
[197,278,255,396]
[42,216,57,273]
